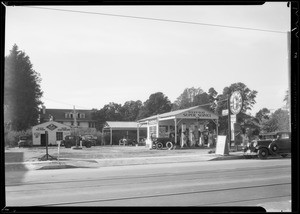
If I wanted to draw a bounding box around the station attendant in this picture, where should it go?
[208,132,213,148]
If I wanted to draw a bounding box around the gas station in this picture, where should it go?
[137,106,219,149]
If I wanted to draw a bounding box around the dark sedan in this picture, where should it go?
[244,131,291,159]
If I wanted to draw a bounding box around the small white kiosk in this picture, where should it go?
[32,121,71,146]
[137,106,219,148]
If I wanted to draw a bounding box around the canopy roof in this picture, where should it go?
[138,106,219,123]
[103,121,147,130]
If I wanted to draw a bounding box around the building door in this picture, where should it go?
[41,134,46,146]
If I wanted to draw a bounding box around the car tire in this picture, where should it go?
[258,148,268,160]
[85,143,92,148]
[269,143,279,154]
[281,154,288,158]
[166,141,173,150]
[157,142,163,150]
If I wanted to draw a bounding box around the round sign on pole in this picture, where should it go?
[230,91,243,115]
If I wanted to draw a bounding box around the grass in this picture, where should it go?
[5,145,214,162]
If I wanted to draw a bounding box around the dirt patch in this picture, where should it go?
[5,146,214,162]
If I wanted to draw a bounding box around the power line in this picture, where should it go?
[43,97,91,109]
[23,6,287,34]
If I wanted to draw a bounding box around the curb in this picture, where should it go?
[5,153,246,171]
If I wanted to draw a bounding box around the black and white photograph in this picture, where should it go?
[3,1,296,212]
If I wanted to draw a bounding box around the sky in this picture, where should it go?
[4,3,291,116]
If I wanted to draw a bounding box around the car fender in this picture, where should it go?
[255,145,268,152]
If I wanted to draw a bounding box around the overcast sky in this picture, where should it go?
[5,3,290,116]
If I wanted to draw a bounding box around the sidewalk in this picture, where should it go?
[5,151,246,171]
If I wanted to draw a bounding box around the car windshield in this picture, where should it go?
[259,134,276,140]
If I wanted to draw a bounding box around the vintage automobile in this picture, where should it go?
[61,135,93,148]
[243,131,291,159]
[80,134,97,146]
[18,135,33,147]
[152,137,179,150]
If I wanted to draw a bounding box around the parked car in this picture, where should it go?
[18,135,32,147]
[243,131,291,159]
[80,135,97,146]
[152,137,178,150]
[61,135,93,148]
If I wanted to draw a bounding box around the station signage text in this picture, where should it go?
[182,111,212,118]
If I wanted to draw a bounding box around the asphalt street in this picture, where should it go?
[5,158,291,211]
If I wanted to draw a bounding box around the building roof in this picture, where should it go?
[41,108,97,122]
[103,121,147,130]
[138,106,219,122]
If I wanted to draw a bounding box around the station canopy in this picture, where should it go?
[138,106,219,123]
[103,121,146,130]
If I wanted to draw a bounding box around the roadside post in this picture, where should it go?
[39,130,57,161]
[57,140,60,164]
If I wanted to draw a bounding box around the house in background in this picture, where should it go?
[39,106,97,131]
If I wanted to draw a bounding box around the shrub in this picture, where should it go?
[4,129,32,147]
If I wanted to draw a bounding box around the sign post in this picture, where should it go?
[229,91,243,151]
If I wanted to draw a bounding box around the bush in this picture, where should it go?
[5,129,32,147]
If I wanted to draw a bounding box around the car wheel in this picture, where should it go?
[156,142,163,150]
[269,143,279,154]
[258,148,268,160]
[85,143,92,148]
[281,154,288,158]
[166,141,173,150]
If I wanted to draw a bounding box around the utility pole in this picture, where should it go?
[227,95,231,152]
[73,106,78,148]
[287,31,291,132]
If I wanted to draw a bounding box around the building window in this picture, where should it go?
[89,122,95,128]
[56,132,63,141]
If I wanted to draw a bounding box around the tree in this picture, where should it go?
[4,44,43,131]
[172,87,204,110]
[193,92,210,110]
[260,108,290,133]
[283,89,290,111]
[92,102,123,130]
[138,92,172,119]
[120,100,142,121]
[255,108,271,122]
[214,82,258,135]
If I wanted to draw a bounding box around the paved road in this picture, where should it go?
[5,158,291,211]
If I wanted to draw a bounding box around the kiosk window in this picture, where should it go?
[56,132,63,140]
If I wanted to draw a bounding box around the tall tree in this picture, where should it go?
[214,82,258,135]
[260,108,290,133]
[193,92,210,110]
[283,89,290,111]
[120,100,142,121]
[215,82,258,115]
[255,108,271,122]
[172,87,204,110]
[93,102,123,130]
[138,92,172,119]
[4,44,43,131]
